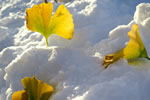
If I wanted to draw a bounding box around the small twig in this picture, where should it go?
[54,0,58,3]
[44,0,48,3]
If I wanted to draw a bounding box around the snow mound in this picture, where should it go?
[3,47,100,100]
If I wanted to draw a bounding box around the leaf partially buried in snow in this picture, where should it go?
[26,2,74,46]
[103,24,150,69]
[12,90,28,100]
[12,76,53,100]
[123,24,149,60]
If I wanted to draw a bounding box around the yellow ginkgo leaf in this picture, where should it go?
[123,24,149,60]
[103,24,149,69]
[12,90,28,100]
[12,76,53,100]
[48,4,74,40]
[22,76,53,100]
[26,2,74,46]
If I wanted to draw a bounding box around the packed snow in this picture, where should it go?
[0,0,150,100]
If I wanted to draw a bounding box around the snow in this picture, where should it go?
[0,0,150,100]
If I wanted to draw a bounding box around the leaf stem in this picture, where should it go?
[45,37,49,47]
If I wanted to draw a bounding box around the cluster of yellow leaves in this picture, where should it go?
[12,77,53,100]
[103,24,150,69]
[11,1,150,100]
[26,2,74,46]
[12,2,74,100]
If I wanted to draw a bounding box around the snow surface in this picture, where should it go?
[0,0,150,100]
